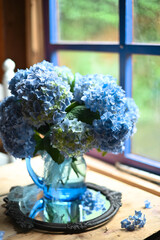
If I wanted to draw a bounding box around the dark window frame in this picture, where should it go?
[43,0,160,175]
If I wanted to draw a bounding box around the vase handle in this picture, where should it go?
[26,157,44,189]
[29,198,44,218]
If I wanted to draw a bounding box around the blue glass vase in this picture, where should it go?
[26,152,87,223]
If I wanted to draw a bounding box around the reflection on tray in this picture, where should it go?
[8,185,110,224]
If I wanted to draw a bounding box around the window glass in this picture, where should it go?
[57,0,119,42]
[47,0,160,172]
[132,55,160,161]
[133,0,160,43]
[54,51,119,80]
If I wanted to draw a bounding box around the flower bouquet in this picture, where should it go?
[0,60,139,224]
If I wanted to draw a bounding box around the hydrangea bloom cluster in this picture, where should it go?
[74,74,139,153]
[9,61,73,127]
[30,61,74,85]
[0,60,139,161]
[51,118,95,158]
[92,97,139,153]
[0,97,36,158]
[81,75,125,115]
[74,73,117,104]
[121,211,146,231]
[81,190,106,218]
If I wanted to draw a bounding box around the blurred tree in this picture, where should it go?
[58,0,118,41]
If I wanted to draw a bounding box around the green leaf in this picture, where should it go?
[65,101,79,113]
[43,134,64,164]
[70,78,75,92]
[67,105,100,124]
[97,148,101,152]
[96,148,107,157]
[71,161,79,177]
[71,159,86,178]
[34,132,64,164]
[102,151,107,157]
[33,133,44,156]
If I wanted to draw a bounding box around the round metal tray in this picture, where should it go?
[3,182,122,233]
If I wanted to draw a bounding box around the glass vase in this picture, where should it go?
[26,152,87,223]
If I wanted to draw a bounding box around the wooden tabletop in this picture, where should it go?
[0,157,160,240]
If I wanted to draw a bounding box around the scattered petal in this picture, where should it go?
[121,211,146,231]
[144,200,152,209]
[0,231,5,240]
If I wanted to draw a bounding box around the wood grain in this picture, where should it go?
[0,157,43,195]
[85,155,160,196]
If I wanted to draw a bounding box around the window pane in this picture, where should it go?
[133,0,160,43]
[132,55,160,161]
[54,51,119,79]
[57,0,119,42]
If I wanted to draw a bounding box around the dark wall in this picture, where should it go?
[0,0,26,83]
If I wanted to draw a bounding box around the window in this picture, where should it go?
[43,0,160,175]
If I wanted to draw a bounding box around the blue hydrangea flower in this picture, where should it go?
[9,68,31,96]
[74,73,118,106]
[121,210,146,231]
[9,60,55,97]
[2,62,139,160]
[30,61,74,86]
[30,60,54,72]
[81,76,125,116]
[93,110,132,153]
[124,98,139,135]
[73,73,94,103]
[81,190,106,218]
[9,61,73,127]
[0,97,36,158]
[144,200,152,209]
[50,118,96,158]
[72,73,139,153]
[53,65,74,85]
[80,89,138,153]
[30,61,74,83]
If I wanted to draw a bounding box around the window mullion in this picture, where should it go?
[125,0,133,44]
[119,0,126,45]
[49,0,58,44]
[119,0,133,154]
[119,0,133,93]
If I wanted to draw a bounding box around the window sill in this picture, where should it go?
[85,154,160,197]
